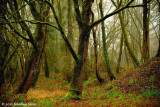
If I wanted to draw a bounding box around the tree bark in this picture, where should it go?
[118,11,140,66]
[99,0,116,81]
[0,0,9,95]
[91,11,104,83]
[142,0,150,61]
[16,1,46,93]
[44,52,49,78]
[156,0,160,57]
[116,34,124,73]
[66,0,72,70]
[65,0,93,100]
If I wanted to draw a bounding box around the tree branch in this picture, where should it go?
[24,0,40,20]
[72,0,83,26]
[9,0,38,51]
[8,23,30,42]
[90,0,134,29]
[0,20,59,31]
[44,0,79,64]
[6,0,35,20]
[90,0,151,29]
[128,0,152,8]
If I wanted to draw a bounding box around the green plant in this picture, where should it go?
[82,92,88,98]
[142,89,160,97]
[17,95,26,103]
[84,80,92,86]
[38,98,53,106]
[104,86,122,98]
[129,78,137,84]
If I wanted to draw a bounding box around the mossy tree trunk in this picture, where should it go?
[44,4,50,78]
[0,0,7,91]
[65,0,139,100]
[118,12,140,66]
[66,0,93,100]
[99,0,116,81]
[16,1,47,93]
[91,11,104,83]
[0,32,9,94]
[110,0,140,67]
[116,34,124,73]
[142,0,150,61]
[65,0,73,71]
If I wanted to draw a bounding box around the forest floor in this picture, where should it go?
[1,57,160,106]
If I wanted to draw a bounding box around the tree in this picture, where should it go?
[65,0,73,73]
[0,0,152,99]
[65,0,148,100]
[44,52,49,78]
[156,0,160,57]
[116,33,124,73]
[0,0,10,94]
[99,0,116,80]
[11,0,47,93]
[111,0,140,67]
[91,9,104,83]
[143,0,150,61]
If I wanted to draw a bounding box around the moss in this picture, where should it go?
[129,78,137,84]
[64,89,82,100]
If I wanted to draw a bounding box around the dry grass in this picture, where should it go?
[27,88,67,100]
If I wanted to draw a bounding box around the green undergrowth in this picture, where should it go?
[1,58,159,106]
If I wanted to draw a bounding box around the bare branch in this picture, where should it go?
[40,0,79,64]
[90,0,134,29]
[90,0,152,29]
[0,20,59,31]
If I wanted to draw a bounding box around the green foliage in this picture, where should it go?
[104,86,122,98]
[82,92,88,98]
[37,98,53,106]
[129,78,137,84]
[17,94,26,103]
[64,91,82,101]
[83,80,92,86]
[142,88,160,98]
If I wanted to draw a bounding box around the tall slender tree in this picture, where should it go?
[91,10,104,83]
[0,1,8,92]
[156,0,160,57]
[99,0,116,80]
[143,0,150,61]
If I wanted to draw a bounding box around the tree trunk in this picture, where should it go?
[32,68,40,87]
[66,0,72,70]
[92,22,104,83]
[57,0,63,27]
[0,36,9,93]
[65,0,92,100]
[16,1,46,93]
[93,28,104,83]
[118,12,140,66]
[99,1,116,81]
[142,0,150,61]
[16,51,38,93]
[156,38,160,57]
[116,34,124,73]
[156,0,160,57]
[44,4,50,78]
[91,9,104,83]
[0,0,9,94]
[67,28,90,100]
[44,52,49,78]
